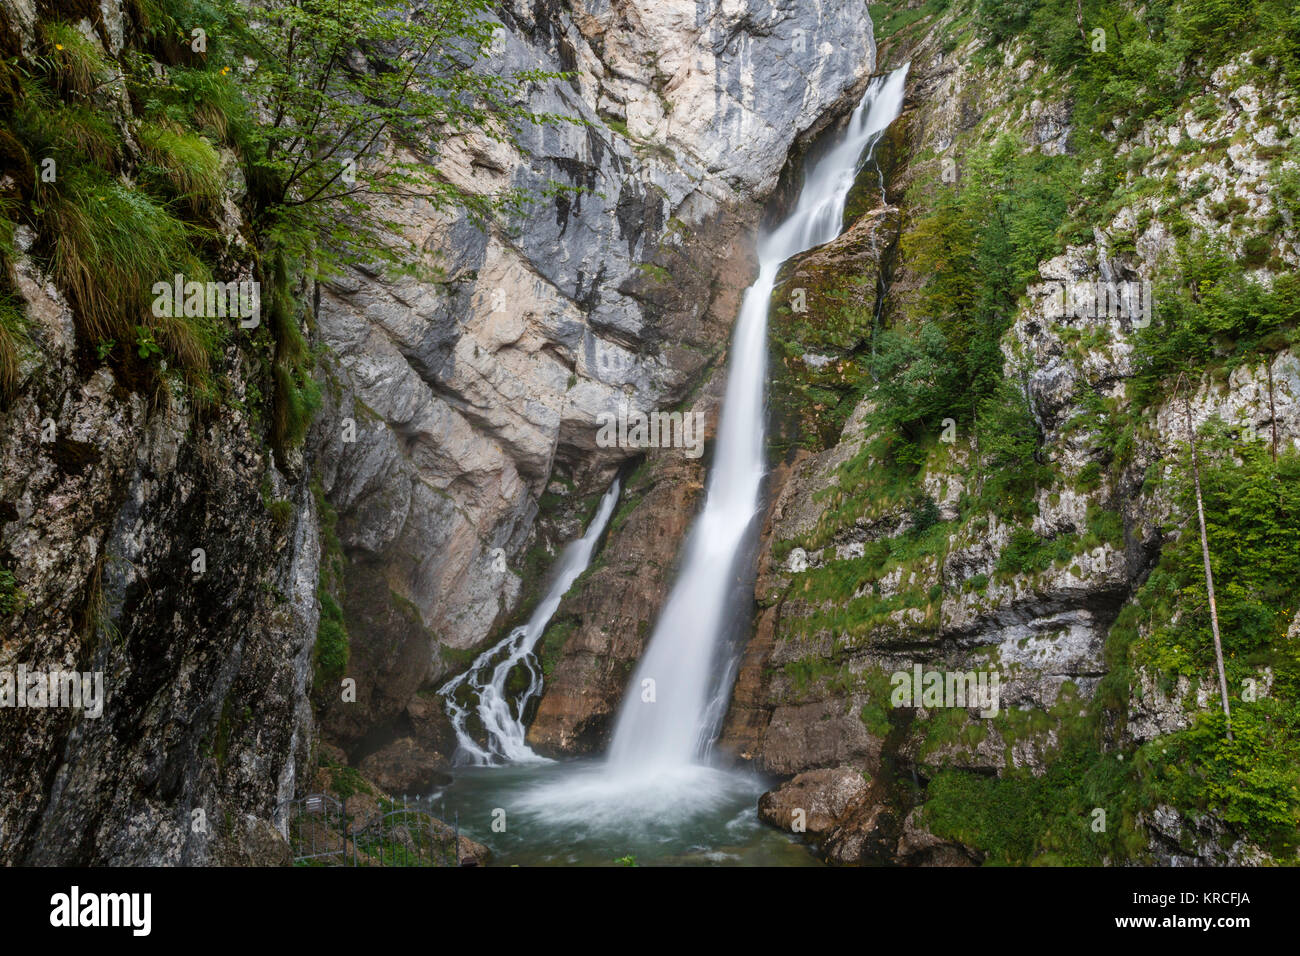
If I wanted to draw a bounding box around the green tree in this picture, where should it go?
[210,0,571,273]
[975,375,1047,512]
[867,322,962,465]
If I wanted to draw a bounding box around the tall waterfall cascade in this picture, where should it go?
[606,64,911,776]
[436,64,910,809]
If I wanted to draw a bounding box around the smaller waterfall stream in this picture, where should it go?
[440,478,621,765]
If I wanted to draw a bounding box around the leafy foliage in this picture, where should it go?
[1136,433,1300,677]
[975,376,1049,515]
[875,136,1074,461]
[204,0,572,277]
[975,0,1300,130]
[1150,703,1300,841]
[1131,240,1300,410]
[995,526,1074,576]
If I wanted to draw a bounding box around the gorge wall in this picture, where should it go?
[312,0,877,770]
[3,0,1297,868]
[0,0,877,859]
[0,0,317,864]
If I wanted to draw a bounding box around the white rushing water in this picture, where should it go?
[435,65,910,842]
[440,478,621,765]
[606,63,911,777]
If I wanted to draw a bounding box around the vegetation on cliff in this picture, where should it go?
[763,0,1300,863]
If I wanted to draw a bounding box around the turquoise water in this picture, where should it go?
[427,759,822,867]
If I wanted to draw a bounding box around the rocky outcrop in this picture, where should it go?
[757,766,869,836]
[318,1,877,755]
[358,737,453,795]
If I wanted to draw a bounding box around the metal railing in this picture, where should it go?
[282,793,463,867]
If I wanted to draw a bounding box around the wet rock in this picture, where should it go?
[757,767,870,836]
[357,737,453,795]
[528,450,709,753]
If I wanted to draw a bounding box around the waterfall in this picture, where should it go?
[440,478,621,765]
[606,64,911,776]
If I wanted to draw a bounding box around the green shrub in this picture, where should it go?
[1084,503,1124,549]
[0,565,25,616]
[0,212,27,398]
[1131,239,1299,410]
[1147,704,1299,846]
[315,591,350,685]
[884,136,1075,445]
[976,377,1050,516]
[996,526,1076,576]
[1075,461,1102,492]
[908,493,942,536]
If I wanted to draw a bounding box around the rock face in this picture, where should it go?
[757,766,869,836]
[357,737,453,795]
[3,0,911,866]
[0,0,880,865]
[0,203,316,864]
[0,2,320,865]
[527,442,712,753]
[318,1,876,755]
[716,14,1300,864]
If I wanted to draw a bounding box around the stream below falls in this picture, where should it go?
[427,761,823,866]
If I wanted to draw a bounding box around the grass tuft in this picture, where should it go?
[0,209,27,399]
[137,119,223,217]
[40,21,109,99]
[35,167,216,372]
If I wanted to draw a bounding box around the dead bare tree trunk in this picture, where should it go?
[1267,359,1278,463]
[1179,376,1233,740]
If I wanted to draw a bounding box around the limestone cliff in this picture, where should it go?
[0,0,317,864]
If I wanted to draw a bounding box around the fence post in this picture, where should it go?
[454,811,460,867]
[344,795,353,868]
